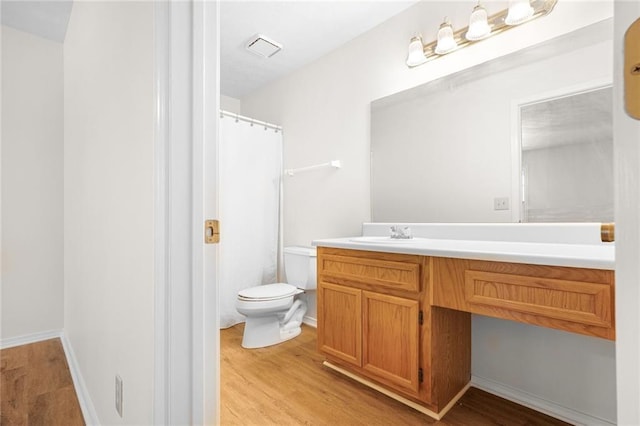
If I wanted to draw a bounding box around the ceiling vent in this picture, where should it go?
[245,34,283,58]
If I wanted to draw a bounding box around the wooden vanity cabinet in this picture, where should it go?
[432,257,615,340]
[317,247,471,416]
[317,246,615,419]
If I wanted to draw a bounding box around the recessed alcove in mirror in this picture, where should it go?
[518,86,613,222]
[370,19,613,223]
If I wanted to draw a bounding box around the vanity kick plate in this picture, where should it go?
[625,18,640,120]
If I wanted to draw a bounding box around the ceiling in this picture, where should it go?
[1,1,417,99]
[1,1,72,43]
[521,87,612,151]
[220,1,417,99]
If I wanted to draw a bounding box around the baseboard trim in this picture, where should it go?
[471,375,615,426]
[60,334,100,426]
[302,316,317,328]
[0,329,63,349]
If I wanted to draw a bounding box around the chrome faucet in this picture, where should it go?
[390,225,412,239]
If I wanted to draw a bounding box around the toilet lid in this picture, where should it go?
[238,283,298,301]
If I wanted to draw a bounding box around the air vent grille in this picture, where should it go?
[245,34,282,58]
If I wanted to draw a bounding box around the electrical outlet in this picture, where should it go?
[115,375,123,417]
[494,197,510,211]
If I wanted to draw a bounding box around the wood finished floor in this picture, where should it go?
[221,324,571,426]
[0,328,572,425]
[0,338,84,426]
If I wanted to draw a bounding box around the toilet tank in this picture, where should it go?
[283,246,317,290]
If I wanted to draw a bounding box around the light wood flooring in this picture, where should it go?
[221,324,571,426]
[0,338,84,426]
[0,328,572,425]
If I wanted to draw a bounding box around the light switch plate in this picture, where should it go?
[494,197,510,211]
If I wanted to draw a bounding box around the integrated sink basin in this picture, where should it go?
[348,236,426,244]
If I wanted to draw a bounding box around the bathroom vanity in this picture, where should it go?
[313,223,615,420]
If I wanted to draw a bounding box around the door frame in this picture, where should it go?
[153,1,220,424]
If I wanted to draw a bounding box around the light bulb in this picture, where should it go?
[406,35,427,67]
[505,0,534,25]
[466,3,491,41]
[435,18,457,55]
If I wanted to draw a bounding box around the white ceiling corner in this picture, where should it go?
[1,0,73,43]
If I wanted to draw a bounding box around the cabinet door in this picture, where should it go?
[317,282,362,366]
[362,291,420,395]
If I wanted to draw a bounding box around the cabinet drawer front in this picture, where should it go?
[320,254,420,292]
[465,270,612,327]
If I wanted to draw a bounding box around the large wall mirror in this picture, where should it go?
[370,19,613,223]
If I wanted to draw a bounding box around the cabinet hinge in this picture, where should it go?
[418,368,424,383]
[419,310,424,325]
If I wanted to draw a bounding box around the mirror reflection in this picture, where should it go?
[519,86,613,222]
[370,20,613,223]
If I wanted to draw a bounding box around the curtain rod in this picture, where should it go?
[219,110,282,132]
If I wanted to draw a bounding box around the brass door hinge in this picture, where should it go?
[205,220,220,244]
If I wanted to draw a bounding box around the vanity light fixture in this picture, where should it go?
[435,18,458,55]
[405,0,557,68]
[505,0,535,25]
[466,3,491,41]
[406,35,428,67]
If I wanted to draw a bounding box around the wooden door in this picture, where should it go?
[317,282,362,366]
[362,291,420,395]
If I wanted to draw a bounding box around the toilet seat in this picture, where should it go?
[238,283,298,302]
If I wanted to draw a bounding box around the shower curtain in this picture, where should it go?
[219,114,283,329]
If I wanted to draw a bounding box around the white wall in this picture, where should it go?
[614,2,640,424]
[472,316,616,422]
[221,94,241,114]
[1,26,64,339]
[241,1,616,423]
[64,3,155,425]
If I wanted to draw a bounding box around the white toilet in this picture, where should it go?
[236,246,317,349]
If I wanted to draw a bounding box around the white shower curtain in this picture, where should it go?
[219,114,283,329]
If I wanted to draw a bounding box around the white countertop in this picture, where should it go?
[312,237,615,270]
